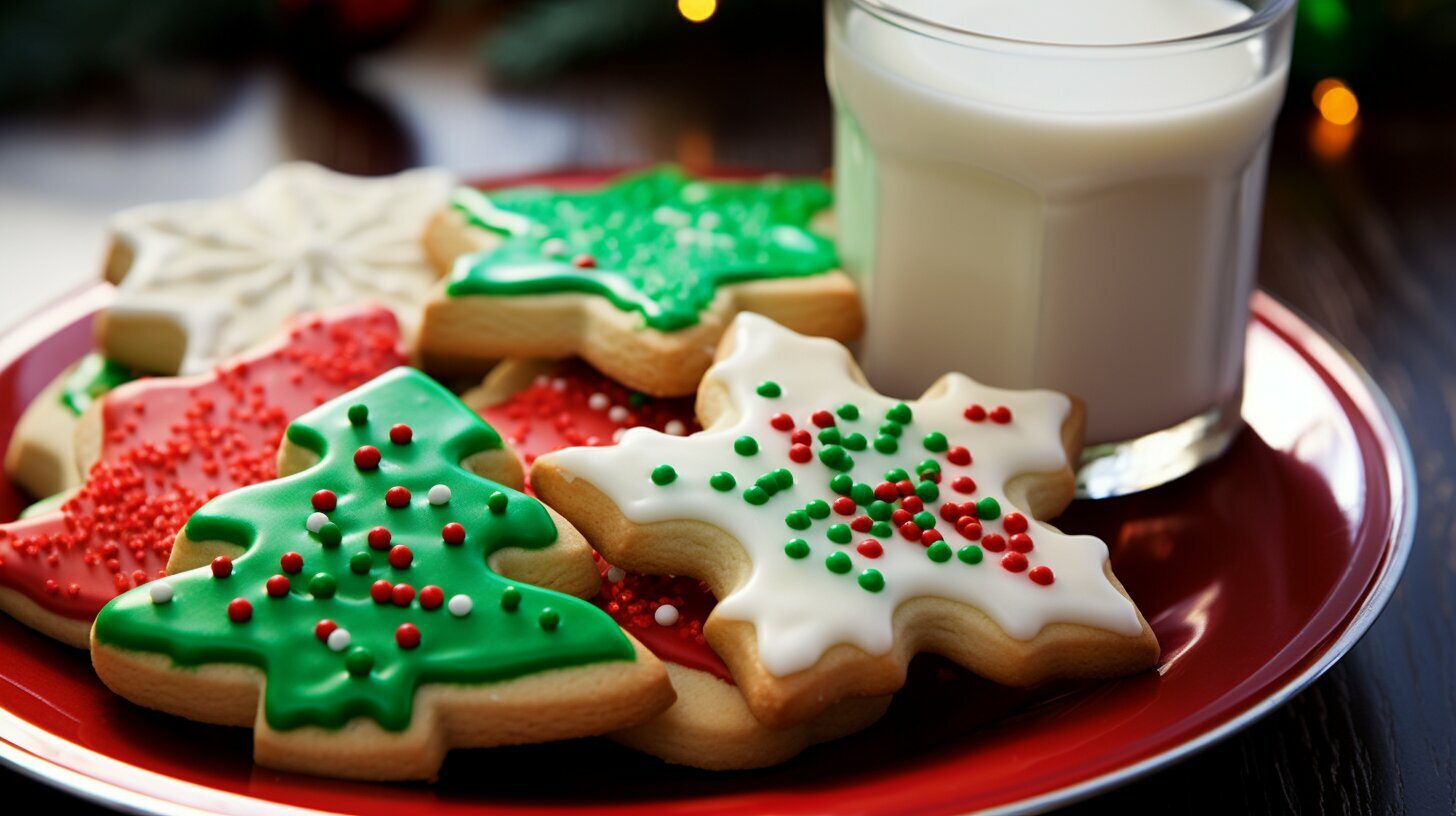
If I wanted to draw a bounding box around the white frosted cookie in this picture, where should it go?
[99,162,453,375]
[533,313,1159,728]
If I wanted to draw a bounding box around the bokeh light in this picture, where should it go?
[677,0,718,23]
[1313,78,1359,126]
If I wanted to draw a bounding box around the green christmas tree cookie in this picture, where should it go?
[91,367,671,781]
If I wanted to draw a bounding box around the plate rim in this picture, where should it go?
[0,280,1414,816]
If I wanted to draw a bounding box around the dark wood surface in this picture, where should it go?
[3,7,1454,813]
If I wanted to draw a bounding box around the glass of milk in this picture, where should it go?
[827,0,1295,497]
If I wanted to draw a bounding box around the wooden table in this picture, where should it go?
[2,9,1452,811]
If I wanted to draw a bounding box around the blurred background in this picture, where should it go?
[0,0,1452,329]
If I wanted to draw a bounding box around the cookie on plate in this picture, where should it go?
[3,354,135,499]
[468,359,888,769]
[419,166,862,396]
[97,162,452,375]
[91,367,673,781]
[0,306,406,647]
[532,313,1160,728]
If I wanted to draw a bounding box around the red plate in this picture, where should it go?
[0,190,1413,815]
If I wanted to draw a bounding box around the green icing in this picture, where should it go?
[446,166,838,332]
[60,354,135,415]
[93,367,635,732]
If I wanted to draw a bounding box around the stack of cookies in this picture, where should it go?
[0,163,1158,780]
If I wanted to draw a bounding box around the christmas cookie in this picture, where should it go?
[4,354,136,499]
[91,367,673,781]
[470,359,888,769]
[98,162,452,375]
[0,306,406,647]
[418,166,862,396]
[533,313,1160,728]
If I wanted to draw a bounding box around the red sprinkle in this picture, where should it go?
[441,522,466,545]
[571,253,597,269]
[832,497,857,516]
[896,479,916,497]
[850,515,873,533]
[990,406,1012,424]
[873,482,898,503]
[385,486,411,508]
[390,423,413,445]
[899,521,922,541]
[391,583,415,607]
[395,622,421,648]
[368,526,392,550]
[370,579,393,604]
[891,508,912,526]
[420,585,444,610]
[964,404,987,422]
[940,502,965,522]
[314,619,337,642]
[311,490,337,511]
[389,545,414,569]
[1029,566,1055,585]
[788,444,813,463]
[946,446,972,466]
[952,476,976,494]
[227,598,252,622]
[1001,551,1028,572]
[770,413,795,431]
[1009,533,1034,553]
[280,552,303,573]
[982,533,1007,552]
[354,445,381,470]
[857,540,883,559]
[1002,512,1028,534]
[789,429,812,446]
[921,529,944,546]
[956,518,983,540]
[901,496,924,514]
[266,574,290,598]
[811,410,835,428]
[211,556,233,579]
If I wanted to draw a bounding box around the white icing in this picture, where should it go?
[108,162,452,374]
[448,594,473,617]
[542,313,1144,676]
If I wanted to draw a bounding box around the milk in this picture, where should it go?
[828,0,1292,444]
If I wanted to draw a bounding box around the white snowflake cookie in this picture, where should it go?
[100,162,453,374]
[533,313,1159,727]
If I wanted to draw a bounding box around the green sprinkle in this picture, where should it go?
[826,523,852,544]
[773,468,794,490]
[710,471,736,491]
[958,545,984,565]
[756,473,780,494]
[976,496,1001,520]
[819,444,847,468]
[501,586,522,611]
[879,421,903,438]
[837,403,860,420]
[913,510,936,529]
[843,432,867,451]
[786,510,812,530]
[817,427,843,445]
[886,403,913,424]
[826,551,853,574]
[916,480,940,502]
[651,464,677,485]
[871,521,893,538]
[923,431,949,452]
[873,435,898,454]
[627,392,648,407]
[927,541,953,563]
[345,646,374,677]
[784,538,810,559]
[806,499,831,519]
[867,500,893,521]
[756,381,782,398]
[858,569,885,592]
[308,572,337,598]
[734,435,759,456]
[347,404,369,426]
[850,482,874,506]
[318,522,342,548]
[917,459,942,475]
[349,552,372,574]
[885,467,910,483]
[830,473,854,495]
[539,609,560,631]
[744,486,770,505]
[487,491,509,513]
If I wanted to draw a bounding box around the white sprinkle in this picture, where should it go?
[148,581,174,604]
[551,377,567,391]
[654,604,680,626]
[448,594,473,617]
[541,237,568,257]
[587,392,610,411]
[428,484,452,506]
[533,375,550,388]
[606,566,626,583]
[327,627,352,652]
[664,420,686,436]
[698,211,722,229]
[306,512,328,533]
[608,406,629,423]
[612,428,625,443]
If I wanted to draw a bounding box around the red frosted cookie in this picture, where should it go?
[467,359,888,770]
[0,305,408,647]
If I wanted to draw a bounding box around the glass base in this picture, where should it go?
[1076,394,1243,499]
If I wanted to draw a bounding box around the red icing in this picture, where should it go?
[0,307,406,622]
[474,360,735,682]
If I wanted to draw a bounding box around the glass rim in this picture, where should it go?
[841,0,1297,50]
